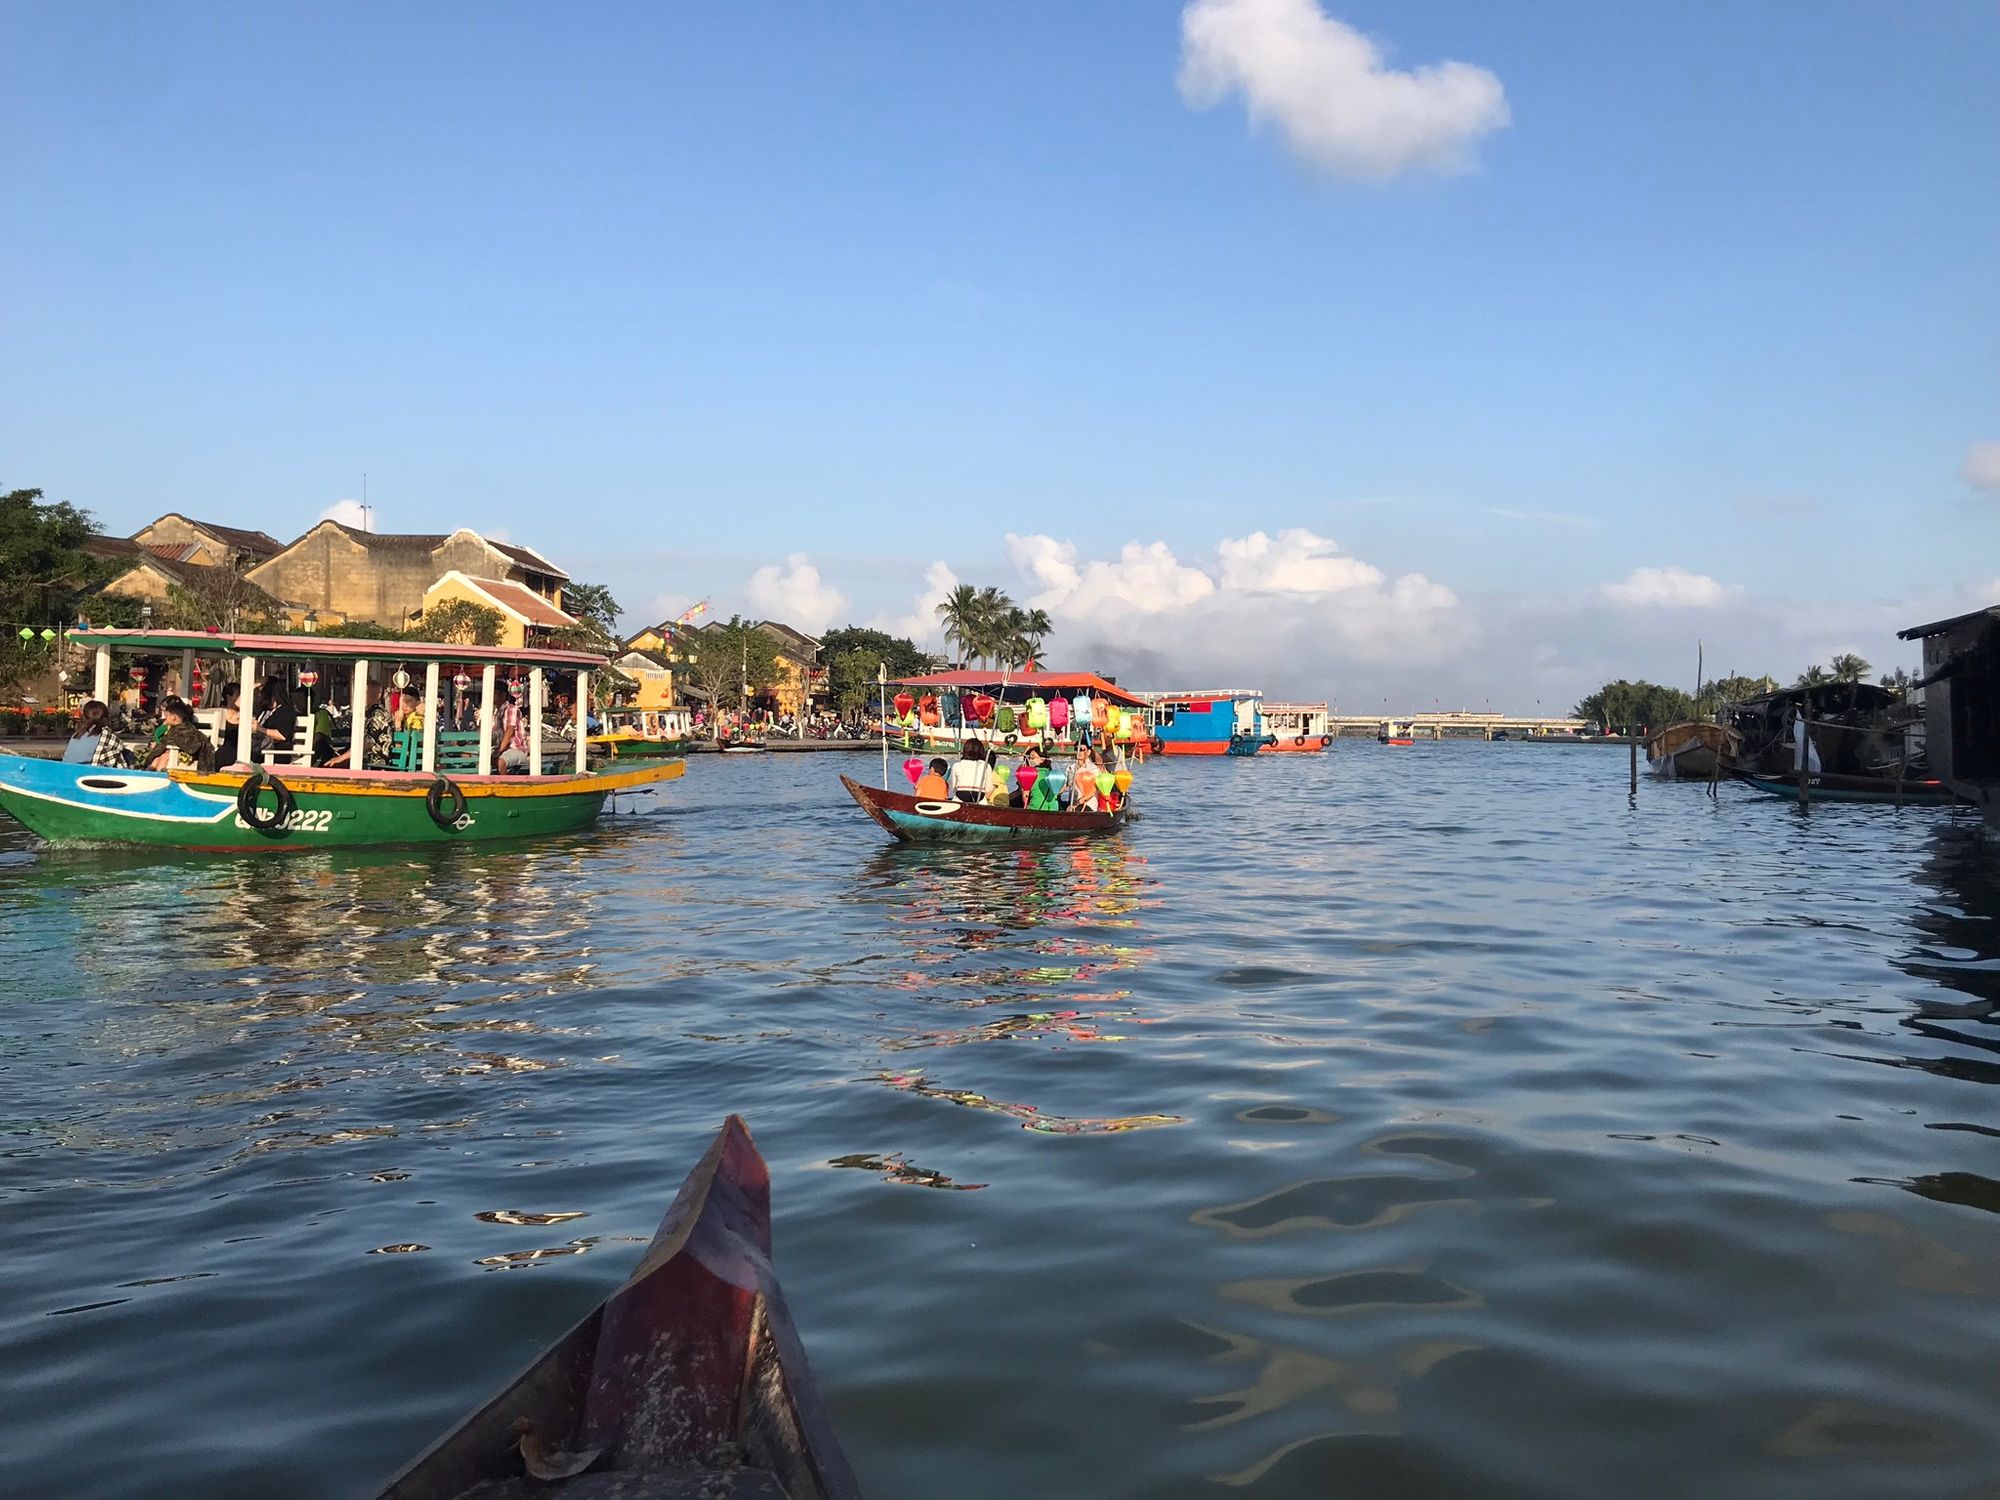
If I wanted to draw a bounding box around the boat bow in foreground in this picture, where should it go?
[378,1115,861,1500]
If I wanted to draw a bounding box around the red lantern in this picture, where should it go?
[918,695,940,727]
[893,691,914,718]
[969,694,995,723]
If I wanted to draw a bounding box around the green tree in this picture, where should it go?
[935,584,983,666]
[1879,666,1913,698]
[0,487,105,695]
[1794,664,1831,689]
[1827,652,1872,684]
[405,598,505,646]
[1694,673,1778,716]
[819,626,931,714]
[684,616,780,709]
[1573,679,1697,734]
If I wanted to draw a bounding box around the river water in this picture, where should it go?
[2,744,1997,1499]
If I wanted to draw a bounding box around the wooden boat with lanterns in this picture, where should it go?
[375,1114,862,1500]
[879,670,1150,754]
[0,628,682,852]
[841,774,1127,844]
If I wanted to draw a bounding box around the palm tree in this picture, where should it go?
[1879,666,1913,698]
[970,586,1013,668]
[1794,664,1831,689]
[1016,607,1052,666]
[1828,652,1872,684]
[935,585,981,666]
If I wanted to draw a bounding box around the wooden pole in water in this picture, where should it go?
[1629,731,1638,795]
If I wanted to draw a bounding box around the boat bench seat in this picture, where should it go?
[389,730,485,774]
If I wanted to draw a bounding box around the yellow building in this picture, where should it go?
[421,570,579,649]
[248,522,568,632]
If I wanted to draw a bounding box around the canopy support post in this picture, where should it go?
[178,648,195,702]
[351,660,369,767]
[421,661,441,774]
[236,655,258,765]
[478,664,496,775]
[93,645,111,705]
[575,670,590,774]
[528,668,544,775]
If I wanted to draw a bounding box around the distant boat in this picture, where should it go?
[1141,690,1276,756]
[841,774,1127,843]
[1260,701,1332,752]
[1646,721,1739,779]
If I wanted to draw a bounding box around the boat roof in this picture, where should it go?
[1898,604,2000,640]
[891,669,1146,706]
[1137,687,1264,703]
[1730,681,1896,711]
[1262,700,1328,712]
[66,627,607,668]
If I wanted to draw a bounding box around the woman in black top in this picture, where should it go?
[254,676,298,762]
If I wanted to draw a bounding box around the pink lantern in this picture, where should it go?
[1014,763,1036,792]
[903,756,924,787]
[453,672,473,690]
[1049,697,1070,730]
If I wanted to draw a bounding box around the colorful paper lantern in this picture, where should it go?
[297,669,320,688]
[1014,762,1037,792]
[893,691,914,718]
[1095,771,1115,797]
[1114,769,1133,794]
[903,756,924,787]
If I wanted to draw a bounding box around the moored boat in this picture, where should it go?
[841,774,1127,843]
[1726,767,1954,806]
[1140,689,1275,756]
[1645,721,1740,779]
[0,628,683,851]
[376,1115,862,1500]
[1260,701,1332,752]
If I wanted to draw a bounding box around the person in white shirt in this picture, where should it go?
[948,740,996,803]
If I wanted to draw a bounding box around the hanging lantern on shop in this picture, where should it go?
[297,669,320,688]
[452,671,473,691]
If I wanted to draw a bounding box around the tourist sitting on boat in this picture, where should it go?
[915,758,950,800]
[325,685,398,770]
[498,692,532,773]
[147,697,218,773]
[1070,747,1102,811]
[63,700,129,766]
[949,740,996,803]
[253,677,297,763]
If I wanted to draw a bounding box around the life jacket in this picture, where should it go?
[997,704,1017,734]
[1048,697,1070,730]
[938,690,960,723]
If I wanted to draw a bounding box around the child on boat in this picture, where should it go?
[914,758,950,800]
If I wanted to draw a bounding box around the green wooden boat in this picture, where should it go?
[0,629,683,852]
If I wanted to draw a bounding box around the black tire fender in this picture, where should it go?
[426,775,469,830]
[237,768,294,836]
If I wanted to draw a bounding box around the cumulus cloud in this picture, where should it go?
[1218,528,1384,592]
[875,560,961,647]
[320,498,368,527]
[998,529,1459,699]
[1596,566,1741,609]
[1177,0,1510,181]
[746,553,847,634]
[1963,441,2000,495]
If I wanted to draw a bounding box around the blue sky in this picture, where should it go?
[4,1,1996,703]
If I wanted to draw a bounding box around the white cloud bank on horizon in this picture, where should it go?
[1177,0,1510,181]
[667,532,1970,714]
[1963,441,2000,495]
[746,553,848,635]
[319,498,368,528]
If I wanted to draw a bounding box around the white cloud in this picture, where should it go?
[1217,528,1384,592]
[875,560,961,647]
[1178,0,1510,181]
[1597,566,1740,609]
[320,498,368,528]
[1008,535,1218,617]
[745,553,847,634]
[1963,441,2000,495]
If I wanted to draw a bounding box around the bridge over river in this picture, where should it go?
[1329,711,1591,739]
